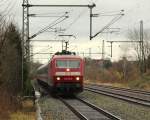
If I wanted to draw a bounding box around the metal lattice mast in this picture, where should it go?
[22,0,30,61]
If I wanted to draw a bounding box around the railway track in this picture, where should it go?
[59,96,122,120]
[86,84,150,95]
[85,85,150,107]
[34,81,149,120]
[33,83,122,120]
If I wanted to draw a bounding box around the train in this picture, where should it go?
[34,50,84,95]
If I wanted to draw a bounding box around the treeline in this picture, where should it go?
[85,28,150,89]
[0,22,22,93]
[0,19,26,117]
[127,28,150,73]
[84,57,150,86]
[0,20,34,96]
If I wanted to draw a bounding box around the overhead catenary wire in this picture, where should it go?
[0,2,11,14]
[144,19,150,25]
[29,15,68,17]
[0,0,16,15]
[0,0,17,23]
[37,47,52,52]
[92,12,124,39]
[65,9,88,31]
[83,0,99,4]
[0,0,7,3]
[33,17,68,37]
[83,0,93,4]
[114,2,142,32]
[29,46,53,57]
[36,12,68,32]
[30,10,74,17]
[0,0,10,7]
[94,16,122,36]
[98,13,124,16]
[30,12,69,39]
[97,10,124,15]
[0,0,17,26]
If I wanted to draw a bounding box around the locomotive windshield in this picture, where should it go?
[56,60,80,68]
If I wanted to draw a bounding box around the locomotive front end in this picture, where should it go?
[52,56,84,93]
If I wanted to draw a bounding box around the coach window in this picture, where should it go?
[56,60,67,68]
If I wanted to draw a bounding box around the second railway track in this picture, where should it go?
[86,84,150,96]
[85,85,150,107]
[59,96,121,120]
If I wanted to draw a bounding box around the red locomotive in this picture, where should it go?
[35,51,84,94]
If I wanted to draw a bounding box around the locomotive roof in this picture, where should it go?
[52,55,82,59]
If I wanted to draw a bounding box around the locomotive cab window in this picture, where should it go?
[56,60,80,68]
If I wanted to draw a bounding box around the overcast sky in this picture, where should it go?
[1,0,150,63]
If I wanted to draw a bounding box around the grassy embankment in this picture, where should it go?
[10,99,35,120]
[85,73,150,91]
[0,94,35,120]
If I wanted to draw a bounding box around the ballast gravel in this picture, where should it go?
[38,95,79,120]
[78,91,150,120]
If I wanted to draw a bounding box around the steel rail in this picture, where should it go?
[98,85,150,95]
[77,97,122,120]
[86,84,150,95]
[33,82,122,119]
[87,85,150,102]
[59,97,88,120]
[85,87,150,107]
[86,87,150,103]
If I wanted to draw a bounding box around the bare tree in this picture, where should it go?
[127,28,150,72]
[0,22,22,94]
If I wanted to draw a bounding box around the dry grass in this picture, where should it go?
[0,91,18,120]
[10,99,36,120]
[84,80,129,88]
[0,91,35,120]
[85,74,150,91]
[10,112,35,120]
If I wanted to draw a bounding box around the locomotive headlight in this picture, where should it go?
[56,77,60,81]
[76,77,80,81]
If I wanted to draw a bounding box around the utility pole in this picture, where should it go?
[122,57,127,81]
[102,40,105,78]
[102,40,105,59]
[89,5,94,40]
[89,48,91,58]
[110,41,113,57]
[140,20,146,73]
